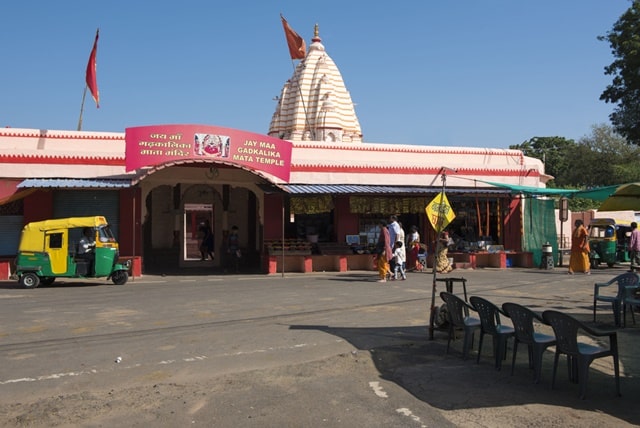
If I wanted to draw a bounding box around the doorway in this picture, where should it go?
[183,203,214,261]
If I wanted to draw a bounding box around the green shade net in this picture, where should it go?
[522,198,557,267]
[480,181,618,201]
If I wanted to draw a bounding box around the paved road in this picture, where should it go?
[0,266,638,427]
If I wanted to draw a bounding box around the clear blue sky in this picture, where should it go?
[0,1,632,148]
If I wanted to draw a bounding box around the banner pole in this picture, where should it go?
[77,85,87,131]
[429,172,447,339]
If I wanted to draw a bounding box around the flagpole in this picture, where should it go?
[280,15,313,140]
[78,28,99,131]
[77,85,87,131]
[291,63,313,139]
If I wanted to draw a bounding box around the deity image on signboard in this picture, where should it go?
[194,133,231,158]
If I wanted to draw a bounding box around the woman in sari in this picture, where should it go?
[375,220,393,282]
[436,231,453,273]
[406,225,421,271]
[568,219,590,274]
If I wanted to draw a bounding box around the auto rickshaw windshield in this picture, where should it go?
[98,225,116,243]
[589,224,616,238]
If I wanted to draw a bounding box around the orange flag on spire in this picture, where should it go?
[85,29,100,108]
[280,15,306,60]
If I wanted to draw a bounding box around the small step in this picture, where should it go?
[453,262,473,270]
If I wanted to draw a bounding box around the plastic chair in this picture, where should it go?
[542,310,621,399]
[440,292,481,359]
[469,296,515,370]
[623,284,640,327]
[502,302,556,383]
[593,272,639,327]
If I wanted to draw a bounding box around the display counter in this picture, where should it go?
[448,251,534,269]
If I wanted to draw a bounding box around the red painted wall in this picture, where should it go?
[263,193,284,240]
[118,187,142,256]
[333,196,359,242]
[502,197,523,251]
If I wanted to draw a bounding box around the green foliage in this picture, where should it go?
[515,124,640,211]
[567,197,600,212]
[512,125,640,189]
[599,1,640,145]
[510,136,577,186]
[577,124,640,185]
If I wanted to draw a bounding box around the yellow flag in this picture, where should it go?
[425,192,456,232]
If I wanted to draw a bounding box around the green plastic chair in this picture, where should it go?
[470,296,515,370]
[542,310,621,400]
[502,302,556,383]
[593,272,639,327]
[440,291,480,359]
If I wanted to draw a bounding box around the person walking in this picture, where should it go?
[388,215,401,248]
[628,222,640,272]
[199,223,215,261]
[568,219,590,274]
[226,225,241,273]
[392,241,407,280]
[375,220,392,283]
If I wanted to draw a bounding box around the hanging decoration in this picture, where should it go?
[349,196,427,214]
[290,195,334,214]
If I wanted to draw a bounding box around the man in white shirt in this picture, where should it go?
[388,215,401,246]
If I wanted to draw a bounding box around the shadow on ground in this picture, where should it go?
[291,320,640,426]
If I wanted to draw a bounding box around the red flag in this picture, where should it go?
[280,15,306,60]
[85,29,100,108]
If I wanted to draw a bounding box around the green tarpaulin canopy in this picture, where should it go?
[480,181,620,201]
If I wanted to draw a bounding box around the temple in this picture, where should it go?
[0,25,553,278]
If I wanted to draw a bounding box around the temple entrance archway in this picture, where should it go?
[139,165,265,274]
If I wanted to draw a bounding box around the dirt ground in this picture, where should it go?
[1,337,637,428]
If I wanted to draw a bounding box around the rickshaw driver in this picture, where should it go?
[77,227,96,275]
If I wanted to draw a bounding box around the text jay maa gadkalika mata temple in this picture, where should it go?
[125,124,292,182]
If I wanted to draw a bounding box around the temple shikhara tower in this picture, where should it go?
[269,25,363,144]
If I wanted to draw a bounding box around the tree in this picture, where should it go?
[513,125,640,211]
[576,123,640,185]
[599,1,640,145]
[509,136,577,187]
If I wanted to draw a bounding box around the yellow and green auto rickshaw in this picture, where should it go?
[588,218,632,269]
[14,216,130,288]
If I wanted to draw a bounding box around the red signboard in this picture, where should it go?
[125,124,292,182]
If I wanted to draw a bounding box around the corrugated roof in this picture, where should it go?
[277,184,510,195]
[17,178,132,189]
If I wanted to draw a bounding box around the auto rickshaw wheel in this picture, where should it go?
[40,277,56,286]
[607,262,615,268]
[19,273,40,289]
[111,270,128,285]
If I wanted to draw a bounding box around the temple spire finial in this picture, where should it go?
[314,23,319,38]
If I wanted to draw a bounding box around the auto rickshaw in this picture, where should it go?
[14,216,130,288]
[588,218,632,269]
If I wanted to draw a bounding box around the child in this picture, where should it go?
[392,241,407,280]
